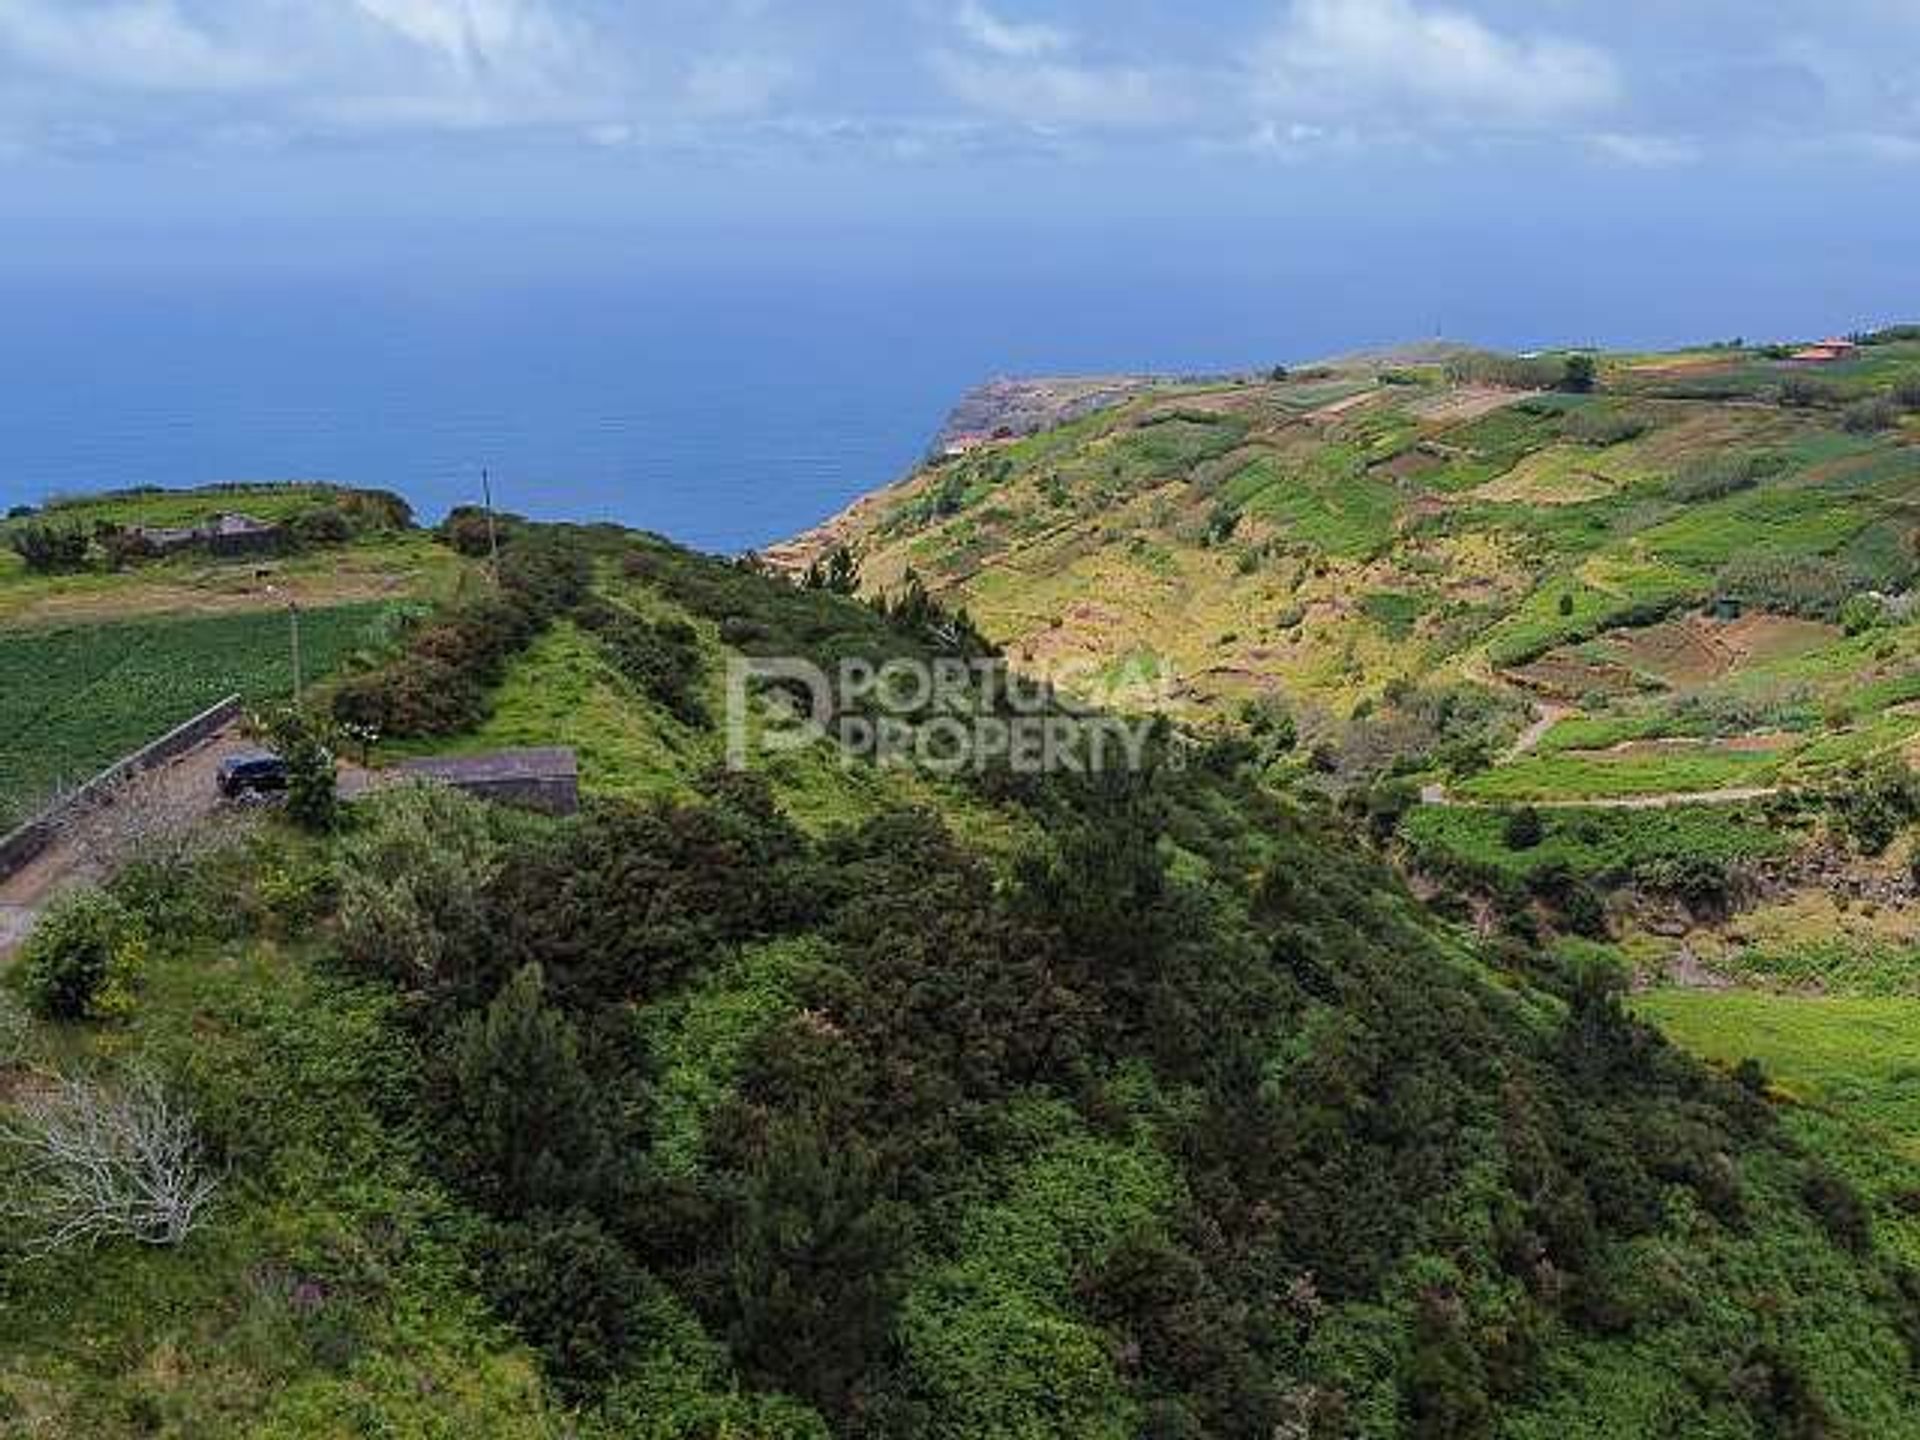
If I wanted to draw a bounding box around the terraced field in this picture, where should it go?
[789,336,1920,813]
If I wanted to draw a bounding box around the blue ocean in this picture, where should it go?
[0,219,1898,553]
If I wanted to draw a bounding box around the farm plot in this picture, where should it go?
[0,601,398,827]
[1452,739,1789,802]
[1636,990,1920,1152]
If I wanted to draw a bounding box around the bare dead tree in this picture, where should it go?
[0,1068,218,1255]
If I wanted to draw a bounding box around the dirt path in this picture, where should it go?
[1503,701,1572,763]
[0,724,257,963]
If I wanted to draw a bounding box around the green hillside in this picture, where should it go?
[5,492,1920,1436]
[794,335,1920,813]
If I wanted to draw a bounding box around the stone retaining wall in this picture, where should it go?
[0,694,244,884]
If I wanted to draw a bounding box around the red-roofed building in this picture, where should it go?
[1789,338,1860,364]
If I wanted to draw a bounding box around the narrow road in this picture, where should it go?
[0,724,255,963]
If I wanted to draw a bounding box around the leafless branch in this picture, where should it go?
[0,1068,218,1256]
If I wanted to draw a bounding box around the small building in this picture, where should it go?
[391,747,580,816]
[135,511,283,558]
[1788,339,1860,365]
[205,513,282,557]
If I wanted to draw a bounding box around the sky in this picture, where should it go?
[0,2,1915,335]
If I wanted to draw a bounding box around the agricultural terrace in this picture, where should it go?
[803,335,1920,813]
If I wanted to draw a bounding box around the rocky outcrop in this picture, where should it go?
[933,375,1172,452]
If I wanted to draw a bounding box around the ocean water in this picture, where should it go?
[1,216,1903,553]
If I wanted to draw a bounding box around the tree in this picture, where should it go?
[255,705,339,832]
[1503,805,1545,851]
[7,522,89,574]
[1557,592,1575,618]
[430,964,609,1217]
[0,1068,217,1254]
[1560,354,1597,394]
[484,1210,647,1394]
[21,887,143,1021]
[335,781,504,1004]
[802,545,860,596]
[726,1121,910,1415]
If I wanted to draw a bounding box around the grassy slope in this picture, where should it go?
[812,342,1920,805]
[0,881,564,1437]
[7,505,1920,1434]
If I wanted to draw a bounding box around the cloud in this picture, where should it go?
[1255,0,1619,126]
[348,0,581,86]
[953,1,1070,60]
[1587,131,1698,169]
[934,0,1181,130]
[932,50,1182,129]
[681,53,797,119]
[0,0,282,92]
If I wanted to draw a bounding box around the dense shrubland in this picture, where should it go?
[13,510,1920,1433]
[287,536,1920,1431]
[302,736,1920,1436]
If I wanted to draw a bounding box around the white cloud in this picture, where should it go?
[932,50,1182,129]
[1255,0,1619,126]
[0,0,282,92]
[1587,131,1698,168]
[935,0,1179,130]
[953,1,1070,60]
[349,0,585,88]
[682,53,796,119]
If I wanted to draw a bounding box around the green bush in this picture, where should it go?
[484,1210,647,1394]
[1715,551,1862,622]
[290,505,354,548]
[1820,754,1920,855]
[332,530,591,738]
[20,887,144,1020]
[1504,805,1545,851]
[0,990,28,1066]
[1664,450,1788,503]
[336,780,504,1004]
[255,704,340,832]
[1778,374,1835,409]
[7,521,89,574]
[575,598,708,726]
[429,963,610,1216]
[1561,354,1597,394]
[1842,395,1900,434]
[1563,406,1645,446]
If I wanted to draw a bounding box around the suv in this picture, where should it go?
[217,751,289,799]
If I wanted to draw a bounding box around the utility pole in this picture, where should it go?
[289,599,303,709]
[267,584,302,708]
[482,466,501,586]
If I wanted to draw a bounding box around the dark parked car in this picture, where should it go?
[217,751,289,799]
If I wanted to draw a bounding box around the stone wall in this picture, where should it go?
[0,694,244,884]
